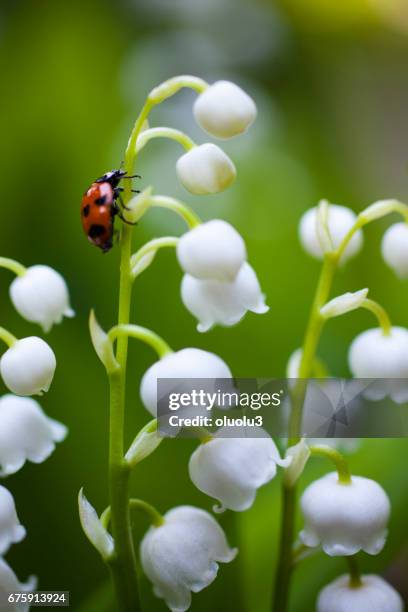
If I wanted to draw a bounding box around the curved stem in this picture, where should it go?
[150,195,201,229]
[309,445,352,485]
[101,499,164,531]
[361,299,392,336]
[0,257,26,277]
[148,75,208,104]
[129,499,164,527]
[346,555,363,588]
[108,324,172,359]
[130,236,179,279]
[135,127,196,155]
[336,199,408,262]
[0,327,17,348]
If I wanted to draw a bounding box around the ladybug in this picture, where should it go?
[81,169,139,253]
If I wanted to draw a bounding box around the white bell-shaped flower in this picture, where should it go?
[141,505,237,612]
[0,394,67,476]
[0,337,56,396]
[317,574,403,612]
[176,144,236,195]
[381,222,408,279]
[140,348,232,417]
[0,558,37,612]
[300,472,390,556]
[177,220,246,282]
[10,265,74,333]
[348,326,408,403]
[181,262,268,332]
[299,204,363,263]
[189,427,289,512]
[193,80,257,139]
[0,485,26,555]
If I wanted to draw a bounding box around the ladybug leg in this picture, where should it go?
[118,213,137,226]
[115,190,135,212]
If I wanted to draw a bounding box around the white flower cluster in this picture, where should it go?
[0,262,70,607]
[177,220,268,332]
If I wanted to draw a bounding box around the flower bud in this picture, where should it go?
[177,220,246,282]
[0,485,26,555]
[0,337,56,396]
[0,558,36,612]
[176,144,236,195]
[0,394,67,475]
[299,203,363,263]
[317,574,403,612]
[194,81,257,139]
[140,348,232,417]
[300,472,390,556]
[381,222,408,278]
[348,326,408,402]
[141,505,237,611]
[10,265,74,333]
[189,428,289,512]
[181,262,268,332]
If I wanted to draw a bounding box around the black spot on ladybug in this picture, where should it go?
[82,204,90,217]
[89,224,106,238]
[94,195,107,205]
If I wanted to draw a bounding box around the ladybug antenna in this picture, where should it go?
[123,174,142,179]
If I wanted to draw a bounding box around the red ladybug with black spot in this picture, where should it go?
[80,169,139,253]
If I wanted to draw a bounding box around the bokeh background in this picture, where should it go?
[0,0,408,610]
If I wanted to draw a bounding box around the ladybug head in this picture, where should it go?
[96,169,127,187]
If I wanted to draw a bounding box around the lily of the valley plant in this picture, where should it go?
[0,257,70,610]
[78,76,406,612]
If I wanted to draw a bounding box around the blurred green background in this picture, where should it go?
[0,0,407,610]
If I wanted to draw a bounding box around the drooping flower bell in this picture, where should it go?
[0,337,56,396]
[193,81,257,139]
[177,220,247,282]
[348,326,408,402]
[189,427,289,512]
[299,203,363,263]
[140,505,237,612]
[300,472,390,556]
[10,265,74,333]
[176,144,236,195]
[0,394,67,476]
[0,485,26,555]
[140,348,232,416]
[381,222,408,279]
[181,262,268,332]
[317,574,403,612]
[0,558,37,612]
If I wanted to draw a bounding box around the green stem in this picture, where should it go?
[0,327,18,348]
[108,324,172,359]
[130,236,179,278]
[273,485,297,612]
[148,75,208,104]
[0,257,26,277]
[135,127,196,155]
[309,445,352,484]
[129,499,164,527]
[361,299,392,336]
[101,498,164,530]
[346,555,363,588]
[150,195,201,228]
[288,254,338,442]
[273,254,338,612]
[108,99,154,612]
